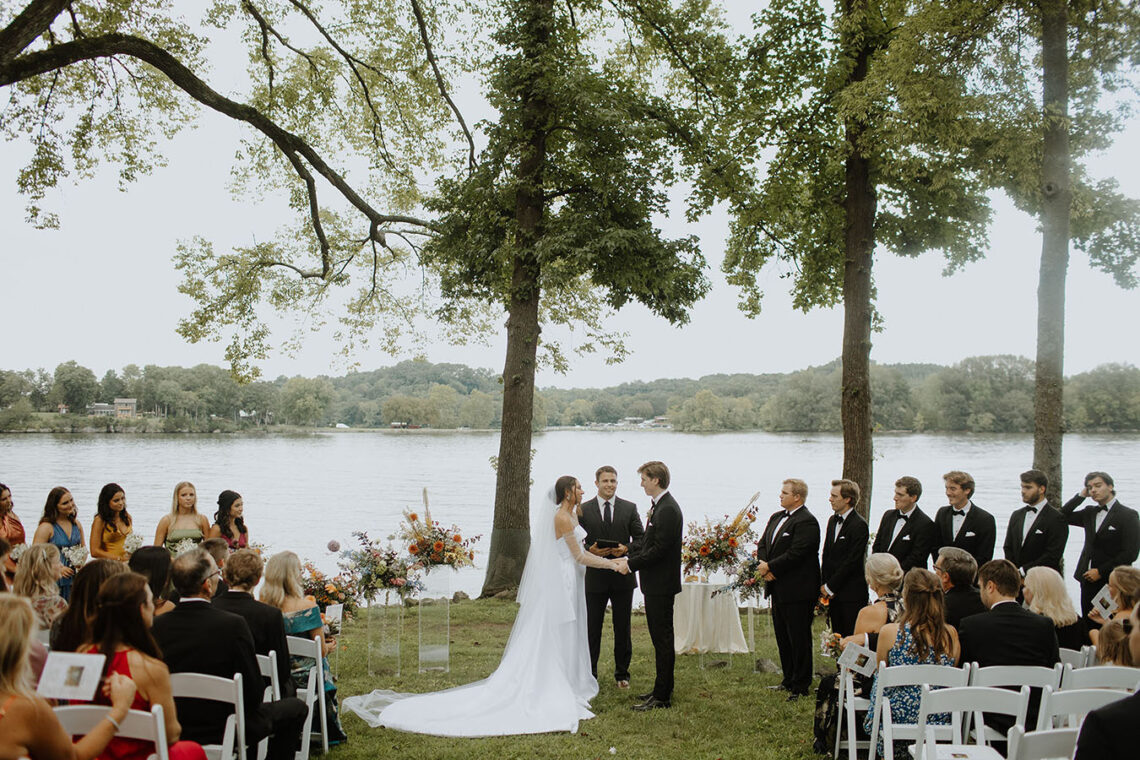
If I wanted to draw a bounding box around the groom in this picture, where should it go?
[625,460,682,711]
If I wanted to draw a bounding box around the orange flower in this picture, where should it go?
[409,544,420,554]
[728,537,737,547]
[408,512,419,522]
[325,583,336,593]
[453,534,462,543]
[699,545,710,556]
[433,540,445,552]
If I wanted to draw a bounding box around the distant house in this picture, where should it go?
[114,398,137,419]
[87,403,115,417]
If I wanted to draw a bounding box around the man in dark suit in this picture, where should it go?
[580,465,644,690]
[625,460,682,711]
[756,478,821,701]
[1061,470,1140,619]
[153,549,307,760]
[932,470,996,567]
[820,478,868,637]
[1003,469,1068,576]
[1074,606,1140,759]
[934,547,986,627]
[959,560,1060,737]
[212,548,296,698]
[871,476,936,573]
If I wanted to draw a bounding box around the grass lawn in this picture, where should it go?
[326,597,835,759]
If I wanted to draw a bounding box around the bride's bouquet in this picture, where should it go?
[398,490,480,571]
[681,495,759,576]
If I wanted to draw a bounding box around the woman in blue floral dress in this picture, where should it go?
[863,568,961,760]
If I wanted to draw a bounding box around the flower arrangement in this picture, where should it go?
[339,531,421,601]
[397,495,480,571]
[9,543,28,561]
[123,533,144,555]
[714,554,768,602]
[62,544,89,568]
[172,537,199,556]
[820,630,842,658]
[300,560,359,616]
[681,498,758,575]
[814,593,831,617]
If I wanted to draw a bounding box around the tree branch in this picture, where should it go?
[409,0,476,173]
[0,0,70,65]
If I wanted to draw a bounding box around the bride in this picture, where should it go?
[342,475,629,736]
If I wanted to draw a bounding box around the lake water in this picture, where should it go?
[2,430,1137,599]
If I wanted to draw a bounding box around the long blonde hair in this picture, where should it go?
[0,593,36,697]
[1023,567,1079,627]
[13,543,61,599]
[170,481,198,517]
[260,551,304,610]
[1110,566,1140,611]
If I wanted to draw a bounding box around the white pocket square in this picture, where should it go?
[838,536,846,541]
[965,531,976,537]
[1034,529,1044,534]
[900,535,911,541]
[1108,525,1117,531]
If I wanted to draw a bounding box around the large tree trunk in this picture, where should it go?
[840,0,876,521]
[1033,0,1069,503]
[480,0,553,597]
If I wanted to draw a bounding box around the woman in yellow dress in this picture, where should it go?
[90,483,133,561]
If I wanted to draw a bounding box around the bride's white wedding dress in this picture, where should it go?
[342,504,614,737]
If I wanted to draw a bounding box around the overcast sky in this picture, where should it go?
[3,10,1138,390]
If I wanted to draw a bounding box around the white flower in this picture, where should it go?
[62,544,89,567]
[9,543,28,561]
[124,533,144,555]
[609,748,617,755]
[173,538,199,555]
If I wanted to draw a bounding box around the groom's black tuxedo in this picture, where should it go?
[580,495,643,683]
[627,490,682,703]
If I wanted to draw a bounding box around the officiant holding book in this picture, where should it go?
[581,465,644,690]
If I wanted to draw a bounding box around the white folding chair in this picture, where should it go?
[866,663,971,760]
[54,704,170,760]
[256,650,281,702]
[1035,685,1131,730]
[1059,662,1140,691]
[286,634,329,757]
[1006,725,1079,760]
[967,663,1063,742]
[170,672,245,760]
[834,665,871,760]
[910,685,1029,760]
[1080,644,1097,668]
[1058,648,1084,669]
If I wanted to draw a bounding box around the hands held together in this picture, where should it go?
[611,557,630,575]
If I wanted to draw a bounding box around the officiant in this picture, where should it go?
[581,465,644,690]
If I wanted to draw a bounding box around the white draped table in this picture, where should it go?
[672,581,749,654]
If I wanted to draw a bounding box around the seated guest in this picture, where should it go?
[208,491,249,551]
[0,536,10,591]
[129,546,176,615]
[0,483,26,587]
[89,483,134,562]
[0,592,138,760]
[813,553,903,754]
[261,551,347,744]
[1088,565,1140,645]
[1023,566,1089,651]
[51,559,127,652]
[79,573,206,760]
[933,546,986,627]
[864,569,961,760]
[152,549,306,760]
[1095,618,1134,666]
[213,549,295,697]
[1074,605,1140,759]
[198,538,230,597]
[13,543,68,629]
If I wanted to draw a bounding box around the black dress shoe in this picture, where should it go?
[631,696,671,711]
[636,691,655,701]
[786,690,808,702]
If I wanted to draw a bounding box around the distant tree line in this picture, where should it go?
[0,356,1137,433]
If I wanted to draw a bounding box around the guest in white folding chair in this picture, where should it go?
[1094,618,1134,667]
[0,592,137,760]
[1087,565,1140,646]
[1074,604,1140,759]
[959,559,1059,740]
[863,568,961,760]
[153,549,307,760]
[78,573,206,760]
[1023,566,1089,651]
[213,550,296,698]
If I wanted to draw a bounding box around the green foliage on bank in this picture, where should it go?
[2,356,1139,433]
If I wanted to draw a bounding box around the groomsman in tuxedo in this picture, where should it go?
[1003,469,1068,575]
[932,470,996,567]
[756,478,821,700]
[820,479,869,637]
[580,465,644,690]
[1060,471,1140,618]
[871,476,936,572]
[626,461,682,711]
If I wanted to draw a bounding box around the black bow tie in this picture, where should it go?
[1097,504,1110,512]
[897,513,909,521]
[1026,506,1038,514]
[952,509,966,517]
